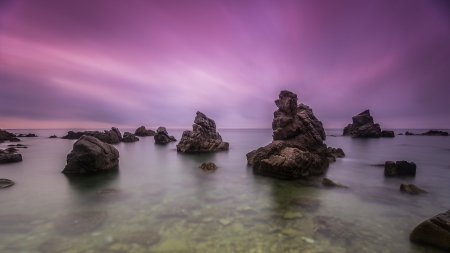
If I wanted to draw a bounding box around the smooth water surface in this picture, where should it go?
[0,128,449,253]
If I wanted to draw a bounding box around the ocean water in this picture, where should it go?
[0,128,449,253]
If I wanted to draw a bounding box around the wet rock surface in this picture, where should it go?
[54,211,107,235]
[410,209,450,250]
[0,178,15,188]
[62,135,119,174]
[154,127,177,144]
[343,110,382,137]
[246,90,344,179]
[400,184,427,194]
[61,127,122,144]
[200,162,218,172]
[121,132,139,142]
[177,111,229,153]
[134,126,156,136]
[0,148,23,164]
[384,160,416,176]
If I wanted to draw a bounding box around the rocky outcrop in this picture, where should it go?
[343,110,381,137]
[410,209,450,250]
[381,130,395,137]
[0,148,22,164]
[0,129,16,142]
[200,162,218,172]
[404,130,449,136]
[62,135,119,174]
[322,178,348,188]
[176,112,229,152]
[384,160,416,176]
[400,184,427,194]
[17,133,37,137]
[154,127,176,144]
[135,126,156,136]
[405,131,414,135]
[61,127,122,144]
[246,90,344,179]
[121,132,139,142]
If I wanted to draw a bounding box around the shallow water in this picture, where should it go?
[0,128,449,253]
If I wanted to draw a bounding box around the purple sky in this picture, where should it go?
[1,0,450,129]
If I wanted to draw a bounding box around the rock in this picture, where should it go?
[10,137,21,142]
[410,209,450,250]
[384,160,416,176]
[405,131,415,135]
[322,178,348,188]
[134,126,156,136]
[54,211,107,235]
[313,215,353,239]
[0,179,15,188]
[400,184,427,194]
[246,90,344,179]
[290,197,320,211]
[381,130,395,138]
[111,127,122,139]
[61,127,122,144]
[398,133,404,135]
[49,135,58,138]
[62,135,119,174]
[420,130,449,136]
[0,129,16,142]
[343,110,382,137]
[176,111,229,152]
[18,133,37,137]
[121,132,139,142]
[154,127,176,144]
[0,147,22,164]
[200,162,218,172]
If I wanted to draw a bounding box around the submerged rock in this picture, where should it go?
[290,197,320,211]
[384,160,416,176]
[200,162,218,172]
[313,215,353,239]
[61,127,122,144]
[121,132,139,142]
[62,135,119,174]
[0,148,22,164]
[0,179,15,188]
[381,130,395,138]
[400,184,427,194]
[343,110,381,137]
[134,126,156,136]
[54,211,107,235]
[177,111,229,152]
[154,127,176,144]
[246,90,344,179]
[410,209,450,250]
[322,178,348,188]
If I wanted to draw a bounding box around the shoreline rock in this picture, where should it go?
[384,161,416,176]
[343,110,381,138]
[246,90,344,179]
[135,126,156,136]
[0,148,22,164]
[410,209,450,250]
[176,112,229,153]
[154,127,176,144]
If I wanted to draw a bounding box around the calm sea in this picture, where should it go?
[0,128,449,253]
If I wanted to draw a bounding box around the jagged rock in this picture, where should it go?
[0,148,22,164]
[246,90,344,179]
[322,178,348,188]
[343,110,382,137]
[0,129,16,142]
[154,127,176,144]
[177,112,229,152]
[54,211,107,235]
[0,179,15,188]
[135,126,156,136]
[61,127,121,144]
[200,162,218,172]
[121,132,139,142]
[62,135,119,174]
[381,130,395,137]
[400,184,427,194]
[384,160,416,176]
[49,135,58,138]
[410,209,450,250]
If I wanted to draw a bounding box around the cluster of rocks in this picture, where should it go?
[177,112,229,152]
[154,127,176,144]
[0,129,18,142]
[246,90,345,179]
[134,126,156,136]
[343,110,394,138]
[0,147,22,164]
[405,130,449,136]
[62,127,139,144]
[384,160,416,176]
[17,133,37,137]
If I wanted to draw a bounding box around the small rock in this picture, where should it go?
[49,135,58,138]
[381,130,395,137]
[200,162,218,172]
[400,184,427,194]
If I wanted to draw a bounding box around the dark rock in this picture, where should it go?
[177,112,229,152]
[111,127,122,139]
[290,197,320,211]
[62,135,119,174]
[10,137,21,142]
[405,131,415,135]
[400,184,427,194]
[0,179,15,188]
[0,129,16,142]
[61,127,121,144]
[398,133,404,135]
[18,133,37,137]
[54,211,107,235]
[246,90,344,179]
[322,178,348,188]
[343,110,382,137]
[313,216,353,239]
[420,130,449,136]
[384,160,416,176]
[381,130,395,138]
[135,126,156,136]
[154,127,176,144]
[0,147,22,164]
[200,162,218,172]
[121,132,139,142]
[49,135,58,138]
[410,209,450,250]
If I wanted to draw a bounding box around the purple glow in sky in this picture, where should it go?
[1,0,450,129]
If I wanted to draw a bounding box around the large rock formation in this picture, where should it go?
[0,129,16,142]
[154,127,176,144]
[246,90,344,179]
[61,127,122,144]
[135,126,156,136]
[410,209,450,250]
[62,135,119,174]
[0,148,22,164]
[384,160,416,176]
[343,110,381,137]
[176,112,229,152]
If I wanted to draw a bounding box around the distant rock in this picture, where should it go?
[61,127,122,144]
[176,112,229,152]
[121,132,139,142]
[17,133,37,137]
[398,133,404,135]
[10,137,21,142]
[322,178,348,188]
[62,135,119,174]
[384,161,416,176]
[246,90,344,179]
[421,130,449,136]
[405,131,415,135]
[410,209,450,251]
[0,179,15,188]
[381,130,395,138]
[135,126,156,136]
[400,184,427,194]
[154,127,176,144]
[49,135,58,138]
[200,162,218,172]
[0,129,16,142]
[343,110,381,137]
[0,148,22,164]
